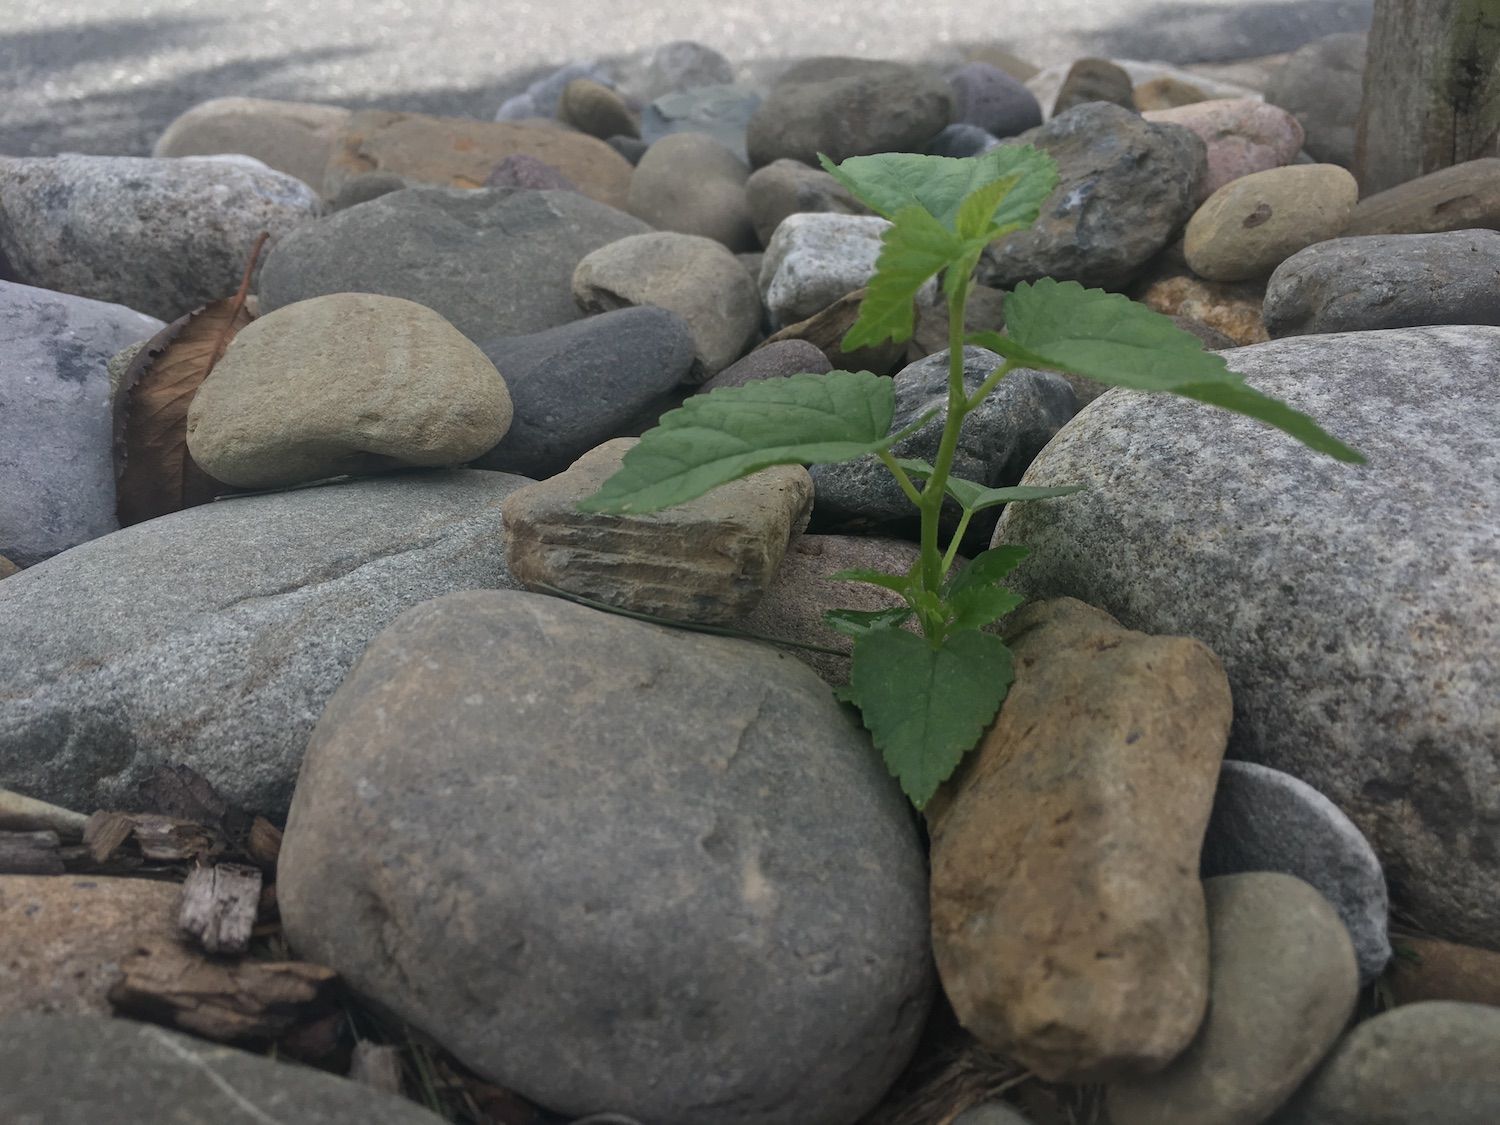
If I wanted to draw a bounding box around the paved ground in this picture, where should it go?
[1,0,1371,158]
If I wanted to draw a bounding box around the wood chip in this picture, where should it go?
[83,811,135,863]
[247,816,283,867]
[0,829,64,875]
[350,1042,405,1095]
[131,814,217,862]
[108,954,336,1041]
[179,862,262,953]
[0,788,89,839]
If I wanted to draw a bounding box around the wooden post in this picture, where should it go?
[1355,0,1500,195]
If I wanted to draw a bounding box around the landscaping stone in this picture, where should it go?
[1343,159,1500,236]
[473,306,697,478]
[558,78,637,140]
[978,102,1206,290]
[744,158,868,247]
[186,294,512,489]
[1131,263,1269,345]
[1274,1002,1500,1124]
[258,186,650,343]
[1143,98,1304,200]
[0,470,528,818]
[501,438,811,625]
[762,288,908,375]
[606,133,649,164]
[640,84,762,163]
[627,132,756,250]
[1203,760,1391,983]
[952,1105,1033,1125]
[321,109,633,208]
[572,231,761,376]
[0,281,164,567]
[1184,164,1359,282]
[947,62,1042,138]
[1026,58,1260,119]
[495,59,614,121]
[927,123,998,159]
[698,338,830,393]
[1106,873,1358,1125]
[613,39,735,103]
[0,556,18,579]
[277,588,931,1125]
[993,326,1500,948]
[151,96,353,191]
[0,1015,444,1124]
[1264,231,1500,338]
[0,154,319,321]
[746,57,953,167]
[484,152,578,191]
[928,597,1230,1082]
[1132,75,1210,111]
[760,213,905,328]
[1388,937,1500,1008]
[1263,32,1366,167]
[1053,57,1136,114]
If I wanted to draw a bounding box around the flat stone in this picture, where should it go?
[640,84,762,164]
[558,78,637,140]
[627,132,755,251]
[258,186,650,343]
[0,155,319,321]
[1184,164,1359,282]
[0,281,164,567]
[744,158,869,248]
[1106,873,1359,1125]
[1344,159,1500,236]
[1388,937,1500,1008]
[927,597,1231,1082]
[1053,57,1136,114]
[1132,75,1211,112]
[0,876,183,1018]
[1203,760,1391,983]
[1143,98,1304,200]
[0,1015,444,1124]
[760,213,905,328]
[699,338,831,393]
[947,62,1042,139]
[152,96,353,191]
[572,231,761,377]
[186,294,512,489]
[1130,265,1269,346]
[472,306,697,478]
[501,438,811,625]
[1026,58,1261,119]
[979,102,1207,290]
[277,589,931,1125]
[0,470,529,818]
[1274,1002,1500,1123]
[1263,32,1366,167]
[322,109,633,208]
[992,326,1500,947]
[1264,231,1500,337]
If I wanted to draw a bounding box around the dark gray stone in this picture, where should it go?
[952,1105,1034,1125]
[0,470,529,818]
[746,57,953,168]
[1273,1002,1500,1124]
[605,134,649,164]
[1204,760,1391,983]
[927,123,998,159]
[979,102,1206,290]
[258,186,650,343]
[1263,32,1366,168]
[641,85,762,163]
[0,281,164,567]
[0,1015,444,1124]
[1264,231,1500,338]
[993,326,1500,947]
[0,154,319,321]
[473,306,697,477]
[277,589,932,1125]
[810,346,1076,545]
[1054,58,1137,114]
[948,62,1043,139]
[699,339,831,393]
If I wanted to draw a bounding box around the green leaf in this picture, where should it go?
[955,173,1022,241]
[945,545,1029,598]
[824,606,914,638]
[896,461,1083,514]
[579,371,897,514]
[828,567,915,596]
[819,147,1059,232]
[844,628,1014,808]
[973,279,1366,464]
[947,584,1025,632]
[842,205,961,351]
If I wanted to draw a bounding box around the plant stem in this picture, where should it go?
[966,358,1016,412]
[939,506,976,578]
[877,449,924,507]
[915,273,974,609]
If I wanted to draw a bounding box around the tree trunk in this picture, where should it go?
[1355,0,1500,195]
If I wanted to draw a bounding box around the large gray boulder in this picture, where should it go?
[0,281,164,567]
[0,470,529,818]
[993,326,1500,948]
[278,589,932,1125]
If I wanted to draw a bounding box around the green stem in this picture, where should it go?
[877,449,924,507]
[966,358,1016,412]
[916,273,974,609]
[940,506,976,579]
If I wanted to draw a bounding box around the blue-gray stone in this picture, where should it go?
[927,122,998,158]
[641,84,762,163]
[948,62,1043,138]
[495,59,613,121]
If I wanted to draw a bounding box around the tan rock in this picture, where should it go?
[1343,158,1500,236]
[1132,269,1270,346]
[501,438,813,625]
[1132,75,1210,112]
[153,96,352,191]
[558,78,638,140]
[762,288,908,375]
[927,597,1231,1082]
[0,554,18,579]
[1388,936,1500,1008]
[627,133,755,251]
[0,875,183,1017]
[1184,164,1359,281]
[323,109,634,209]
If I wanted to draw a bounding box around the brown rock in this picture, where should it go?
[558,78,639,140]
[1344,158,1500,236]
[1054,58,1136,114]
[762,288,908,375]
[323,109,634,209]
[152,96,352,191]
[927,597,1231,1082]
[1184,164,1359,281]
[0,555,18,579]
[501,438,813,625]
[627,133,756,251]
[699,339,831,393]
[1131,268,1270,346]
[1389,937,1500,1008]
[1132,76,1210,112]
[744,158,870,248]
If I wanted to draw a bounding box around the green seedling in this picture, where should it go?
[580,146,1364,809]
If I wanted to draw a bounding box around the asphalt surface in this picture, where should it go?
[1,0,1372,158]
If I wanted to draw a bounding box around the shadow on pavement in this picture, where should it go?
[1074,0,1371,63]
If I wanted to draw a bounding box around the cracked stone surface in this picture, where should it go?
[0,470,529,818]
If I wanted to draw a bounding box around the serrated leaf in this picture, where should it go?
[824,606,914,638]
[946,584,1025,632]
[842,205,961,351]
[845,628,1014,807]
[955,173,1022,241]
[945,545,1030,598]
[579,371,897,514]
[820,147,1059,232]
[973,280,1366,464]
[828,567,915,595]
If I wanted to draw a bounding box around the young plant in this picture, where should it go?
[579,147,1364,809]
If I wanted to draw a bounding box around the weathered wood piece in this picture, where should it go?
[179,862,262,953]
[83,810,135,863]
[0,788,89,838]
[108,954,336,1041]
[0,829,64,875]
[350,1042,405,1096]
[1355,0,1500,195]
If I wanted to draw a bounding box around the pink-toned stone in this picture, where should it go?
[1144,98,1304,201]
